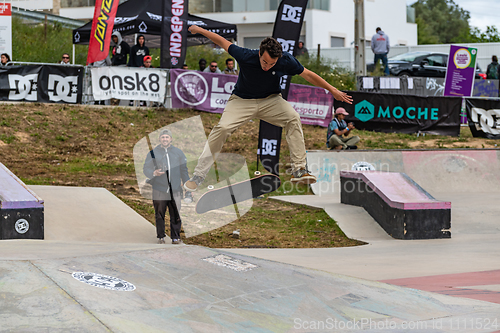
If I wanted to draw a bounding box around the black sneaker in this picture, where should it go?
[346,145,358,150]
[290,168,317,184]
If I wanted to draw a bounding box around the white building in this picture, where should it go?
[10,0,417,49]
[189,0,417,49]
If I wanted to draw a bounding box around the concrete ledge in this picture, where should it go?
[0,163,44,240]
[340,171,451,239]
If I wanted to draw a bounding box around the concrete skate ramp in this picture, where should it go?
[308,149,500,197]
[29,186,157,244]
[2,245,499,332]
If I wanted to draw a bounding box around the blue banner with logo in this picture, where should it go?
[335,92,461,136]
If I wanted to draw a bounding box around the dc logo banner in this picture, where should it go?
[259,0,307,176]
[466,98,500,139]
[48,75,79,103]
[261,139,278,156]
[281,4,303,23]
[38,65,84,104]
[277,38,296,53]
[8,74,38,101]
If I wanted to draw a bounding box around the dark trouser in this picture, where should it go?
[153,189,182,240]
[374,53,389,76]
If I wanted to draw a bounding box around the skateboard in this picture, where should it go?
[195,174,281,214]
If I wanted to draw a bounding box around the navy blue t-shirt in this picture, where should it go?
[228,44,304,99]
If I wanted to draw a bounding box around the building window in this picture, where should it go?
[191,0,330,13]
[330,37,344,47]
[244,37,266,49]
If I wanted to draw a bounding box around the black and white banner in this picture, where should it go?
[258,0,309,175]
[0,65,83,104]
[91,67,167,101]
[335,91,462,136]
[466,98,500,139]
[161,0,188,68]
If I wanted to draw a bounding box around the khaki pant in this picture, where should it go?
[194,94,306,178]
[328,135,360,149]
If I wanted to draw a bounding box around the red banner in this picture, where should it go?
[87,0,119,65]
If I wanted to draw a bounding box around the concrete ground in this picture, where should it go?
[1,149,500,332]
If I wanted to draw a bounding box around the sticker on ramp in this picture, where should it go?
[352,161,376,171]
[72,272,136,291]
[202,254,258,272]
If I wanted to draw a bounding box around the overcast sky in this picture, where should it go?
[406,0,500,32]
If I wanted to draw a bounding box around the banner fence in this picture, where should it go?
[170,69,333,127]
[0,64,84,104]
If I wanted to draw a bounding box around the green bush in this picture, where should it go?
[291,55,356,91]
[12,18,88,64]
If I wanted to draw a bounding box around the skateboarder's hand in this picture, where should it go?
[153,169,165,177]
[332,90,353,104]
[188,25,205,35]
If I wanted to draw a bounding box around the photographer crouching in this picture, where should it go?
[326,108,360,151]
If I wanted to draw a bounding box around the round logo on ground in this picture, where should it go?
[72,272,136,291]
[174,71,208,106]
[15,219,29,234]
[352,161,376,171]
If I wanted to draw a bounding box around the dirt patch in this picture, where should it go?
[14,132,30,143]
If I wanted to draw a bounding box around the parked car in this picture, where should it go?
[367,51,486,79]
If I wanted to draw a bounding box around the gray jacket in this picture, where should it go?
[371,31,390,54]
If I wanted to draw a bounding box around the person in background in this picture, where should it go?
[143,55,153,68]
[486,55,500,80]
[128,34,149,68]
[326,108,360,151]
[110,31,130,66]
[143,129,189,245]
[182,63,189,69]
[295,41,309,58]
[129,35,150,106]
[1,53,10,66]
[223,58,238,75]
[91,55,112,105]
[198,58,207,71]
[138,55,154,107]
[203,60,222,74]
[60,53,70,65]
[371,27,390,76]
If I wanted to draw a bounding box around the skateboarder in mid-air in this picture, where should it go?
[184,25,353,192]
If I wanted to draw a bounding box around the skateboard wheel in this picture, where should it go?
[208,185,214,190]
[254,171,261,175]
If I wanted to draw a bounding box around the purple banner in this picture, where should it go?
[170,69,334,127]
[444,45,477,97]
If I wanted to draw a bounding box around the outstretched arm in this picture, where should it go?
[188,25,232,53]
[299,68,353,104]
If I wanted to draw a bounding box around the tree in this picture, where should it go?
[469,26,500,43]
[412,0,470,44]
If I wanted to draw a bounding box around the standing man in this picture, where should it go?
[371,27,390,76]
[326,108,360,150]
[129,35,150,106]
[60,53,70,65]
[143,129,189,244]
[203,60,222,74]
[184,25,352,191]
[295,41,309,58]
[110,31,130,66]
[223,58,239,75]
[128,35,150,68]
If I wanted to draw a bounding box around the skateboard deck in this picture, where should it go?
[195,174,281,214]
